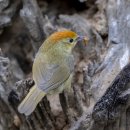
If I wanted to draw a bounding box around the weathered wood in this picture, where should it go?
[1,0,130,130]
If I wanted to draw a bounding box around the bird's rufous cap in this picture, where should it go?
[47,30,89,45]
[48,30,77,44]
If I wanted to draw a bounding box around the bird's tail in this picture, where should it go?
[18,86,46,116]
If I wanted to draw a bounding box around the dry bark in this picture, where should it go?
[0,0,130,130]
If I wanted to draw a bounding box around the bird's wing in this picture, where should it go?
[32,54,74,92]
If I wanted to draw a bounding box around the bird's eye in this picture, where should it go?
[69,39,73,43]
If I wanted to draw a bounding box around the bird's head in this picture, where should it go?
[41,30,89,53]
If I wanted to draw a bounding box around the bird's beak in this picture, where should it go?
[76,36,89,46]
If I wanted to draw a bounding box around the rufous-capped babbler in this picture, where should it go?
[18,30,88,116]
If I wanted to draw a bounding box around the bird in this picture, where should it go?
[18,30,88,116]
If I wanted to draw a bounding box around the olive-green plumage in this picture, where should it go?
[18,30,88,116]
